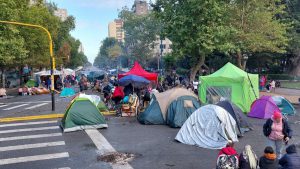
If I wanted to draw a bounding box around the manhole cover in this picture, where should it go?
[97,152,136,164]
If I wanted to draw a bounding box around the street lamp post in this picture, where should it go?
[0,21,56,111]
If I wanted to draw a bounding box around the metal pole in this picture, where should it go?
[0,21,56,111]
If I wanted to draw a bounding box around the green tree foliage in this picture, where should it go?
[94,37,119,68]
[228,0,289,69]
[285,0,300,75]
[119,7,160,65]
[0,0,28,68]
[153,0,234,81]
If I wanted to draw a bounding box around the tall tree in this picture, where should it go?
[0,0,28,68]
[153,0,234,81]
[119,7,160,65]
[228,0,289,69]
[94,37,119,68]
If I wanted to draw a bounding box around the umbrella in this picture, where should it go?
[118,75,150,88]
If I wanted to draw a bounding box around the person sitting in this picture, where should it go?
[216,141,239,169]
[279,144,300,169]
[259,146,279,169]
[239,145,258,169]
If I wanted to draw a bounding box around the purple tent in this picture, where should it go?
[248,96,281,119]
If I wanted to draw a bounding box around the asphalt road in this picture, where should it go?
[0,92,299,169]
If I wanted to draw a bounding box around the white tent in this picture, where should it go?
[175,104,238,149]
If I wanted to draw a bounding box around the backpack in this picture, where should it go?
[216,154,238,169]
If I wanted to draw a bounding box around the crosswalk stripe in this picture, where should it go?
[0,120,57,128]
[0,133,62,142]
[0,152,69,165]
[0,141,65,152]
[0,105,8,108]
[0,126,59,134]
[25,103,49,110]
[3,104,28,110]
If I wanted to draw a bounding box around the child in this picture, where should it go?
[216,141,239,169]
[259,146,279,169]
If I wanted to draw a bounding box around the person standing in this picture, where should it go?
[239,145,258,169]
[263,110,293,159]
[259,146,279,169]
[260,75,266,91]
[279,144,300,169]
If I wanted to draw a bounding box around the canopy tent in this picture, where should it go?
[61,97,107,132]
[60,88,75,97]
[271,96,296,115]
[199,62,259,112]
[175,104,238,149]
[217,100,252,135]
[118,61,158,82]
[138,88,200,127]
[248,96,281,119]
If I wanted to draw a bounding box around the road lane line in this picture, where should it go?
[0,120,57,128]
[2,104,28,110]
[0,105,8,108]
[0,126,59,134]
[0,133,62,142]
[25,103,49,110]
[85,129,134,169]
[55,167,71,169]
[0,114,64,122]
[0,152,69,165]
[0,141,65,152]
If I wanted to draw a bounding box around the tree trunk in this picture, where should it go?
[189,55,205,82]
[290,49,300,76]
[236,51,246,70]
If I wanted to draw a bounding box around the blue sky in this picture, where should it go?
[49,0,136,63]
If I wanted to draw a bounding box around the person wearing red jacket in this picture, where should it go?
[216,141,239,169]
[112,85,124,105]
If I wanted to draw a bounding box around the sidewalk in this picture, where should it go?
[260,88,300,104]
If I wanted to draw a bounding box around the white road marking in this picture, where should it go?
[0,133,62,142]
[55,167,71,169]
[0,141,65,152]
[0,101,51,104]
[85,129,134,169]
[0,152,69,165]
[0,120,57,128]
[2,104,28,110]
[25,103,49,110]
[0,126,59,134]
[0,105,8,108]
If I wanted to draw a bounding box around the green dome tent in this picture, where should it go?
[61,98,107,132]
[138,88,200,127]
[199,62,258,112]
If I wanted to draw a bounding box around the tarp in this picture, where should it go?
[34,70,62,76]
[118,61,158,81]
[138,88,199,127]
[175,104,238,149]
[272,96,296,115]
[217,100,252,134]
[248,96,280,119]
[25,79,36,87]
[61,98,107,132]
[199,62,259,112]
[60,88,75,97]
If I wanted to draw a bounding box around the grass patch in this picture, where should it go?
[280,81,300,89]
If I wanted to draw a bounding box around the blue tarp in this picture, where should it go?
[60,88,75,97]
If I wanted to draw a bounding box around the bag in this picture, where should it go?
[216,154,238,169]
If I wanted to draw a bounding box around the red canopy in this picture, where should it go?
[118,61,158,81]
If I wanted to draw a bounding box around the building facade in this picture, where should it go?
[54,8,68,22]
[133,0,148,15]
[108,19,125,43]
[153,37,172,57]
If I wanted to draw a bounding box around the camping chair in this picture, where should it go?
[121,94,139,117]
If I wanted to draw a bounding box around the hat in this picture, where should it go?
[286,144,297,154]
[273,110,282,119]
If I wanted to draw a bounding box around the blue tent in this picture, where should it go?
[272,96,296,115]
[138,88,200,128]
[60,88,75,97]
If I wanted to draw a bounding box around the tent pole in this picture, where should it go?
[247,73,258,99]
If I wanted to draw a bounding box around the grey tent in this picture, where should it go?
[138,88,200,127]
[217,100,252,135]
[175,104,238,149]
